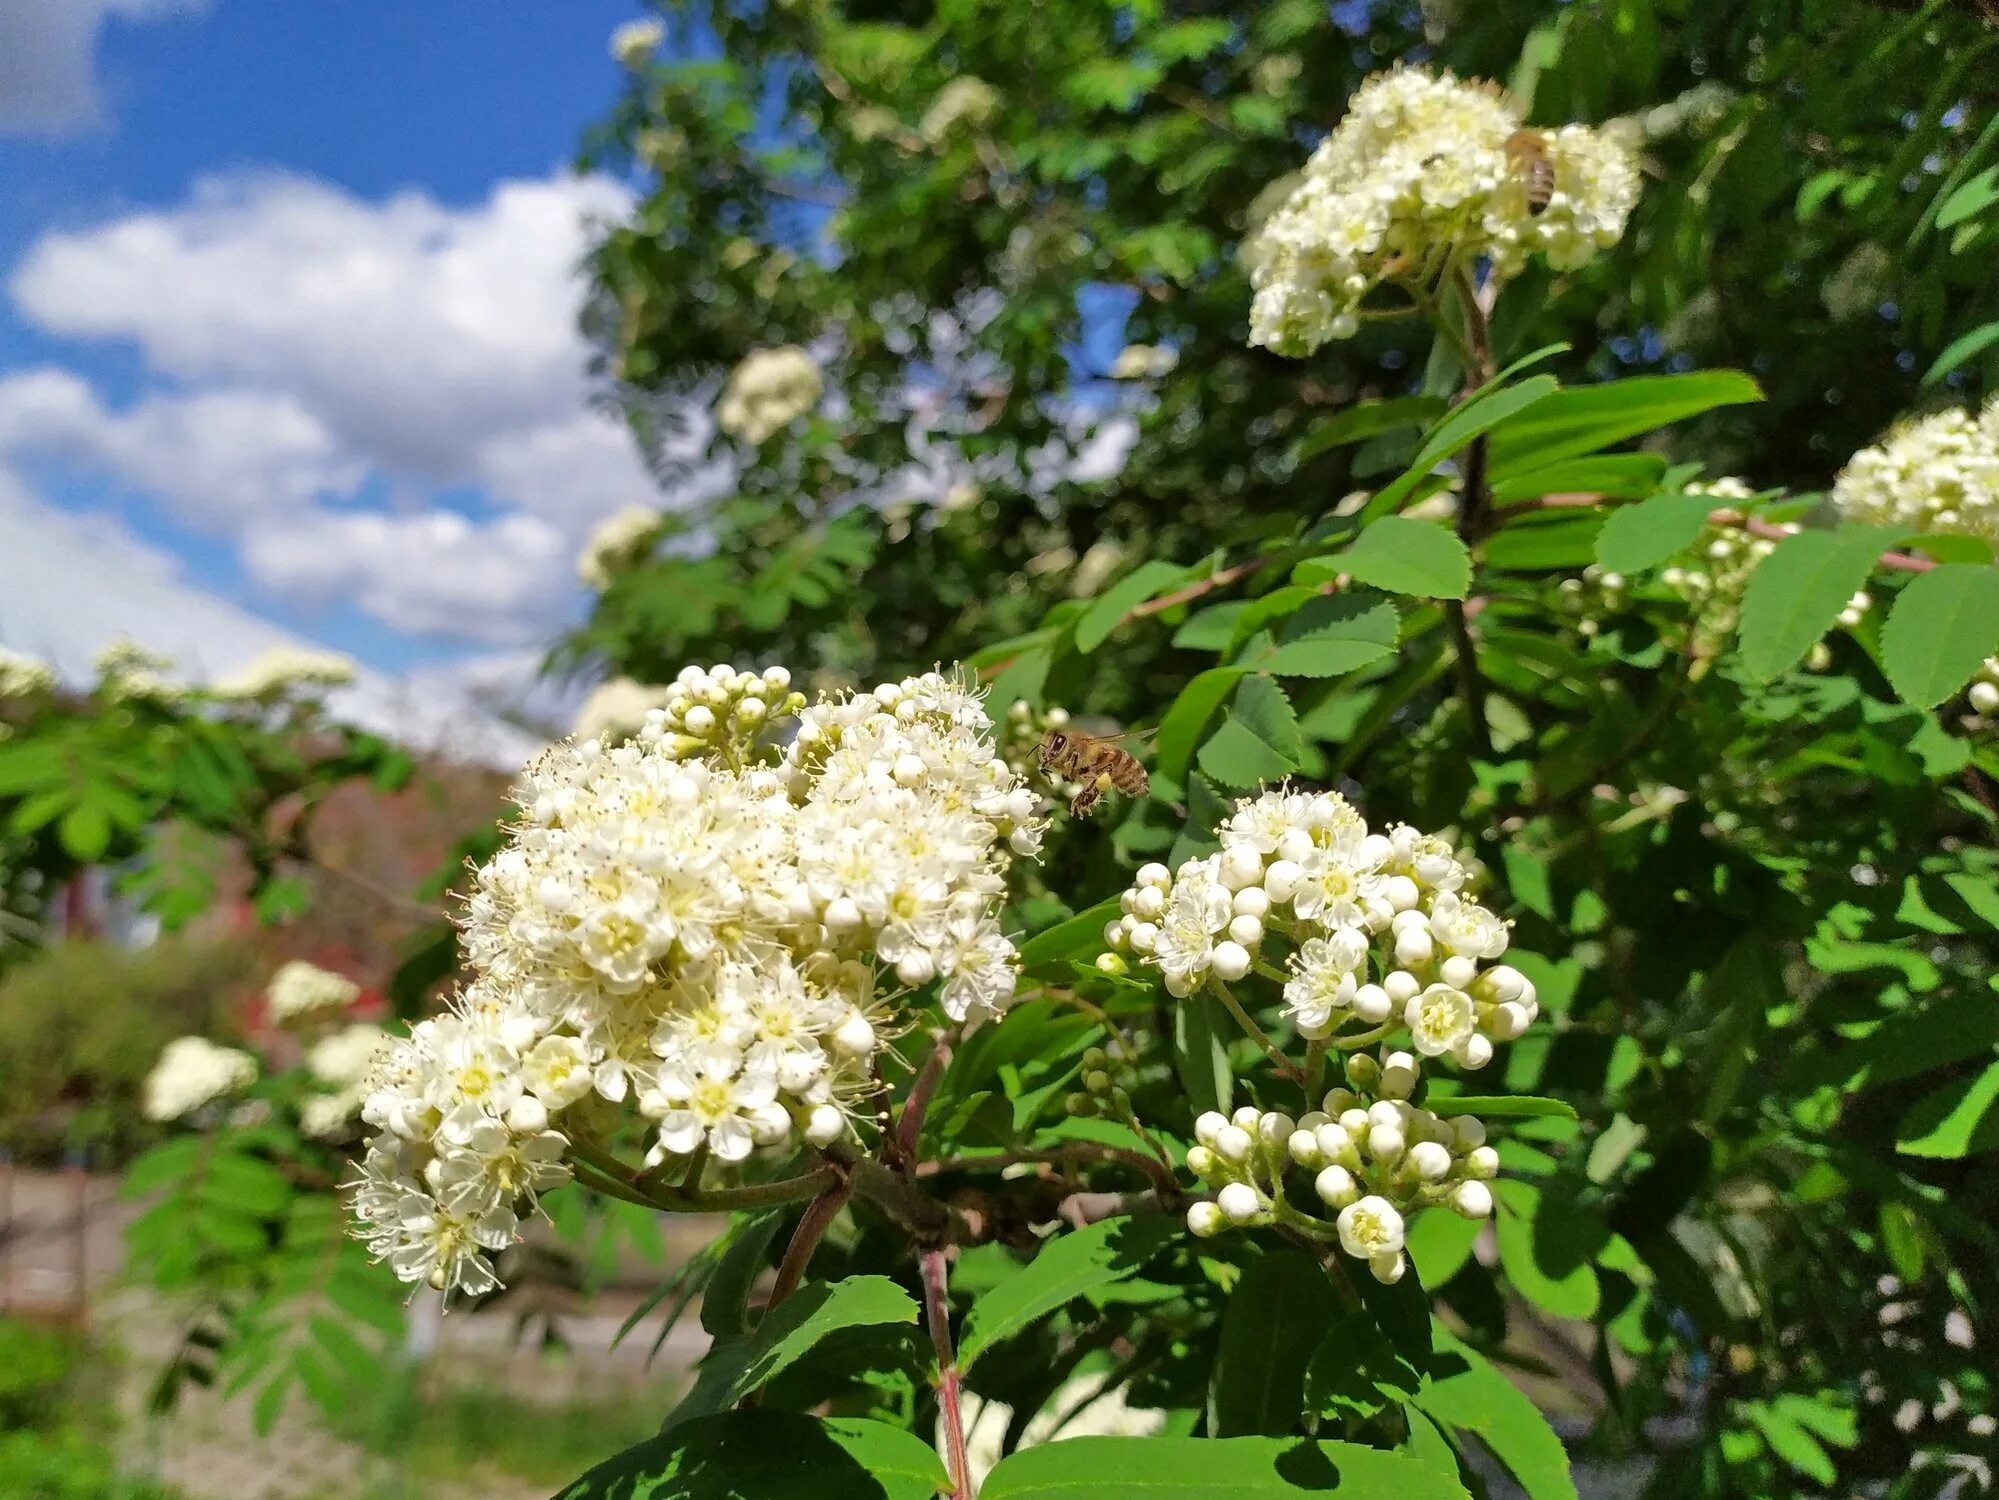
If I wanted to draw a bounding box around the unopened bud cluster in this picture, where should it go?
[1660,480,1868,652]
[1183,1053,1495,1284]
[1102,787,1537,1069]
[636,662,808,764]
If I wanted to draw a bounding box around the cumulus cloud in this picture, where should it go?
[0,0,207,135]
[3,169,678,648]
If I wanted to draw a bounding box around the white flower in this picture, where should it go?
[307,1023,388,1088]
[1336,1194,1406,1260]
[577,505,661,589]
[266,960,362,1025]
[1152,859,1233,996]
[519,1034,597,1110]
[0,647,56,699]
[1284,936,1363,1036]
[1833,395,1999,548]
[1406,983,1477,1058]
[1245,66,1639,356]
[642,1045,782,1163]
[212,646,355,700]
[715,346,823,444]
[610,17,663,68]
[142,1037,258,1121]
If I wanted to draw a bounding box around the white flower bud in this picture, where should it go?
[1210,941,1252,982]
[893,753,928,786]
[1338,1108,1370,1134]
[1453,1033,1495,1070]
[1320,1087,1356,1116]
[1439,955,1478,990]
[1450,1180,1494,1220]
[895,951,937,986]
[1262,859,1303,903]
[1217,1182,1263,1223]
[833,1010,876,1057]
[1193,1111,1229,1146]
[1133,886,1166,920]
[1383,970,1421,1003]
[1480,964,1526,1004]
[1216,1125,1255,1162]
[1378,1051,1419,1099]
[1384,874,1421,911]
[1452,1116,1486,1150]
[1185,1145,1219,1179]
[1367,1122,1406,1162]
[1493,1001,1532,1040]
[761,665,791,692]
[1465,1145,1500,1179]
[1394,925,1435,967]
[1408,1140,1454,1180]
[1137,862,1171,889]
[684,705,716,734]
[506,1096,549,1135]
[1276,829,1313,864]
[1232,887,1270,919]
[1288,1130,1324,1167]
[1369,1251,1407,1285]
[1129,922,1160,955]
[1187,1201,1227,1237]
[1228,914,1264,947]
[1258,1112,1295,1146]
[1220,846,1264,891]
[1315,1164,1359,1208]
[824,896,862,930]
[1232,1104,1263,1130]
[804,1104,846,1147]
[1315,1122,1357,1166]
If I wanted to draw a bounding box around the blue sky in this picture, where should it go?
[0,0,661,678]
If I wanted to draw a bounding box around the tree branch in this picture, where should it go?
[922,1247,974,1500]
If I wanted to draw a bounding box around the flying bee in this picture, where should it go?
[1503,128,1556,216]
[1036,729,1150,819]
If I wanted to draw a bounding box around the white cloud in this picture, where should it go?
[0,368,360,523]
[0,0,207,135]
[4,169,678,647]
[242,510,571,646]
[11,171,632,476]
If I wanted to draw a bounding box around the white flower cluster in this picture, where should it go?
[572,678,673,746]
[1244,66,1639,356]
[266,959,361,1025]
[213,646,356,700]
[920,76,1001,145]
[0,646,55,700]
[300,1023,389,1140]
[1103,787,1535,1069]
[1183,1053,1496,1284]
[610,17,663,69]
[143,1036,258,1122]
[715,346,823,445]
[1661,480,1868,648]
[350,665,1042,1296]
[1968,659,1999,718]
[93,637,186,704]
[1832,394,1999,547]
[577,505,661,590]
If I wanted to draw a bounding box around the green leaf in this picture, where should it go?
[1486,372,1763,478]
[1210,1250,1340,1437]
[733,1276,917,1402]
[1304,517,1471,600]
[1171,603,1249,651]
[1369,376,1560,515]
[1197,675,1302,788]
[1737,527,1898,681]
[1880,563,1999,706]
[1019,898,1124,977]
[1895,1057,1999,1158]
[979,1436,1471,1499]
[957,1216,1177,1371]
[1494,1181,1600,1319]
[1256,594,1401,679]
[1593,492,1724,574]
[1922,319,1999,387]
[1487,453,1666,504]
[1154,668,1248,786]
[1424,1096,1579,1121]
[1294,396,1447,462]
[1303,1308,1423,1420]
[1404,1209,1481,1287]
[555,1412,949,1500]
[1173,990,1233,1120]
[699,1211,785,1338]
[1937,164,1999,229]
[1742,1402,1835,1487]
[1076,561,1196,652]
[1416,1336,1576,1500]
[59,800,113,862]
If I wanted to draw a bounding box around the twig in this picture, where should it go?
[766,1172,855,1311]
[922,1248,974,1500]
[921,1141,1177,1198]
[1209,977,1306,1086]
[894,1034,953,1167]
[567,1136,837,1214]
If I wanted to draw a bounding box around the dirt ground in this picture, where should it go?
[1,1166,706,1499]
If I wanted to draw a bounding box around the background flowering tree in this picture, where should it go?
[117,4,1999,1497]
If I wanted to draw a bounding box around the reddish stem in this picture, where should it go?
[922,1247,973,1500]
[765,1173,854,1311]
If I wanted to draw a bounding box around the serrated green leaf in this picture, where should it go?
[1593,492,1724,574]
[1197,675,1301,787]
[1368,376,1560,517]
[1303,517,1472,600]
[1294,396,1447,462]
[1486,371,1763,478]
[556,1412,949,1500]
[1173,990,1233,1120]
[1737,526,1899,681]
[979,1436,1472,1499]
[1076,561,1195,652]
[1416,1335,1577,1500]
[1155,667,1248,785]
[1019,897,1124,977]
[958,1216,1177,1371]
[1880,563,1999,706]
[1210,1250,1339,1436]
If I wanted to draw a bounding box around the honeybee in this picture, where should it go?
[1036,729,1150,819]
[1503,128,1556,217]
